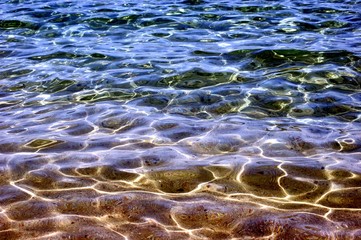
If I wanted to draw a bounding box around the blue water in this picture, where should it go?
[0,0,361,239]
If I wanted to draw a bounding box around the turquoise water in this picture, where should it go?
[0,0,361,239]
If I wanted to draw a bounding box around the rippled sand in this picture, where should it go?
[0,105,361,239]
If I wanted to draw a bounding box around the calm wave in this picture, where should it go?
[1,0,361,239]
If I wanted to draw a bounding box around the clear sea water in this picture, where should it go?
[0,0,361,239]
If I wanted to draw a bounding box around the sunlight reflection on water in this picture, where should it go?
[0,0,361,239]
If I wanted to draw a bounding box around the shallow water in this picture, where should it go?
[1,0,361,239]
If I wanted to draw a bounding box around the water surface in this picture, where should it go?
[1,0,361,239]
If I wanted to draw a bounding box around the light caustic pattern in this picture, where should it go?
[1,104,361,240]
[1,0,361,239]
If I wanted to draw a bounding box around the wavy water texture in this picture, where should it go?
[0,0,361,239]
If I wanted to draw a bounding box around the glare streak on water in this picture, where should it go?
[0,0,361,239]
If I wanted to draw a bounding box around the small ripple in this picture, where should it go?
[0,19,40,30]
[1,0,361,238]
